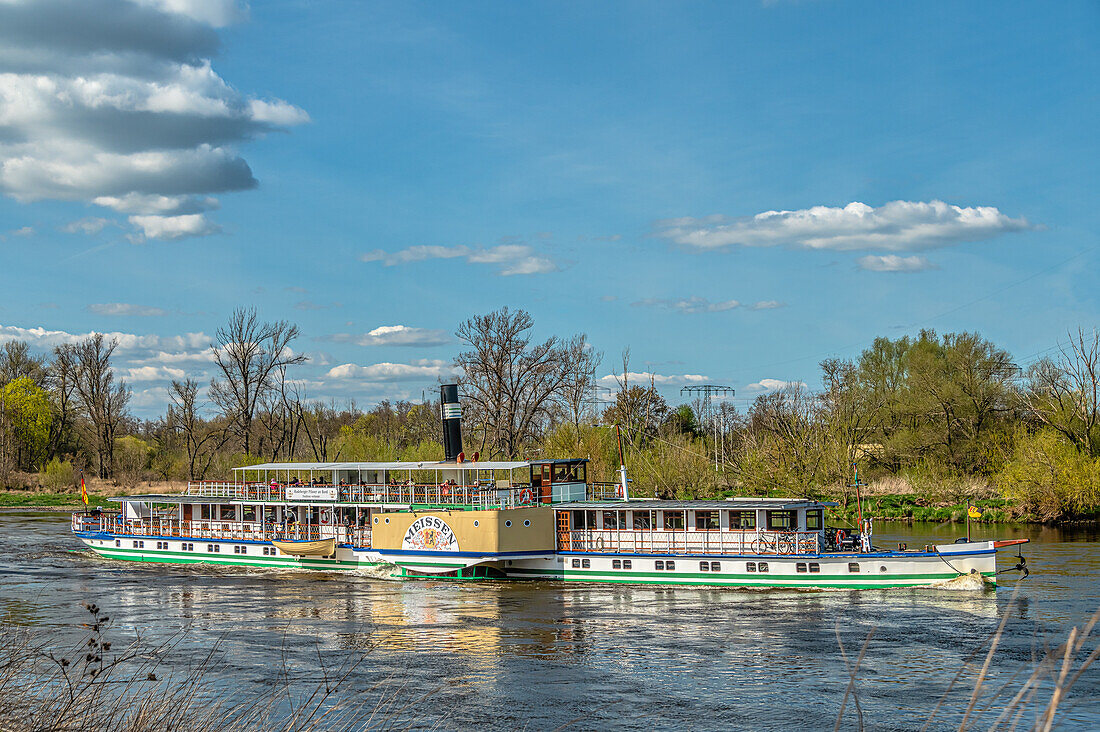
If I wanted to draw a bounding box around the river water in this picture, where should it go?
[1,512,1097,731]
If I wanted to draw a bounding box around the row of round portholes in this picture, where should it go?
[372,517,533,527]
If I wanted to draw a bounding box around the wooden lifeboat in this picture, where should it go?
[271,538,336,556]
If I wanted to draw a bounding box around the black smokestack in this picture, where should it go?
[440,384,463,462]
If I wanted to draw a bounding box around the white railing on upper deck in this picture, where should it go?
[559,529,820,556]
[185,481,540,509]
[72,513,372,548]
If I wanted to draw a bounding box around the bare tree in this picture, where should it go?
[46,344,79,460]
[0,341,46,387]
[167,379,228,480]
[1025,328,1100,456]
[73,334,131,479]
[209,308,307,456]
[455,307,582,458]
[559,334,602,438]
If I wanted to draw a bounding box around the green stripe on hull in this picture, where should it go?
[506,567,996,588]
[88,545,369,571]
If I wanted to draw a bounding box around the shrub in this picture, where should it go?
[996,428,1100,521]
[38,458,76,492]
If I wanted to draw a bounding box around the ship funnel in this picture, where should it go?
[440,384,464,462]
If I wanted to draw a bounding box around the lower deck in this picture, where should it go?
[74,529,998,589]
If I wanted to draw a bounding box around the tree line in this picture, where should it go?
[1,306,1098,520]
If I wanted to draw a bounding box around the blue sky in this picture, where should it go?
[0,0,1097,417]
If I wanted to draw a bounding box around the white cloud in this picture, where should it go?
[134,0,246,27]
[744,378,804,393]
[656,200,1031,252]
[325,359,459,382]
[128,213,220,241]
[632,297,741,314]
[597,371,710,387]
[0,323,209,354]
[87,302,169,316]
[10,225,34,236]
[857,254,937,273]
[360,243,559,276]
[0,0,307,240]
[124,364,186,381]
[322,325,451,348]
[62,216,113,234]
[751,300,785,310]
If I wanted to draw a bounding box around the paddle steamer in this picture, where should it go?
[72,386,1028,589]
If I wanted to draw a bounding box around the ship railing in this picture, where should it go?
[560,529,820,555]
[73,514,372,548]
[184,481,538,508]
[588,482,624,501]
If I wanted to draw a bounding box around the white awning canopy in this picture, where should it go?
[232,460,534,473]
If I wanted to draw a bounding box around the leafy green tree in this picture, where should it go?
[0,376,52,470]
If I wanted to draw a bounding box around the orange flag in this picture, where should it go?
[80,473,89,506]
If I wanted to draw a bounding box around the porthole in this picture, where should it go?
[523,519,531,527]
[746,561,756,573]
[710,562,721,572]
[505,520,512,527]
[384,518,389,524]
[796,562,807,573]
[373,517,378,524]
[572,558,580,568]
[666,560,676,570]
[848,562,860,573]
[655,560,665,570]
[880,566,888,573]
[581,558,590,568]
[758,562,770,573]
[473,520,479,527]
[809,563,820,573]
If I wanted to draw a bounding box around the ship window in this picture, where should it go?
[207,544,213,552]
[523,520,531,527]
[796,562,807,573]
[766,510,795,530]
[806,510,823,530]
[612,560,621,569]
[746,561,756,572]
[572,558,580,568]
[602,511,624,530]
[694,511,719,531]
[581,559,590,568]
[699,561,709,572]
[133,541,139,548]
[710,562,720,572]
[663,511,684,531]
[727,510,756,530]
[809,563,820,573]
[655,560,664,570]
[848,562,860,572]
[623,560,632,570]
[880,566,888,573]
[665,561,675,570]
[473,520,479,527]
[633,510,654,531]
[505,520,512,527]
[115,540,120,547]
[758,562,769,572]
[374,517,378,524]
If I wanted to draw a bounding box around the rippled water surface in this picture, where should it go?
[2,513,1098,730]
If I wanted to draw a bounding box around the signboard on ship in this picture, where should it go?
[286,486,338,502]
[401,515,460,552]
